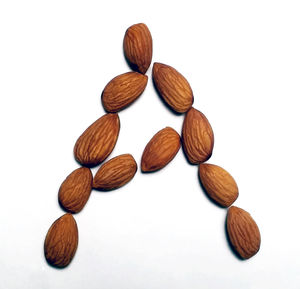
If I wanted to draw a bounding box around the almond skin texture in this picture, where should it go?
[141,127,181,172]
[123,23,152,74]
[102,72,148,113]
[226,206,261,259]
[152,62,193,113]
[58,167,93,213]
[199,164,238,207]
[93,154,137,190]
[44,213,78,268]
[74,113,120,167]
[182,107,214,164]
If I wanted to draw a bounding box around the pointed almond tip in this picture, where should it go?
[228,206,239,213]
[62,213,76,223]
[130,22,147,29]
[153,62,165,69]
[199,163,207,169]
[187,106,196,115]
[198,163,206,175]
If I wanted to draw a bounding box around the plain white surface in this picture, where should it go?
[1,0,300,288]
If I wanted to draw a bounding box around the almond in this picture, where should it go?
[93,154,137,190]
[141,127,181,172]
[199,163,238,207]
[74,113,120,167]
[123,23,152,74]
[152,62,193,113]
[226,206,261,259]
[44,213,78,268]
[182,107,214,164]
[102,72,148,113]
[58,167,93,213]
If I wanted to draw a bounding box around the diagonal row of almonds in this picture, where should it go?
[44,23,261,268]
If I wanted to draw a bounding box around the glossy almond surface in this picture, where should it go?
[123,23,152,74]
[93,154,137,190]
[58,167,93,213]
[199,163,238,207]
[226,206,261,259]
[182,107,214,164]
[141,127,181,172]
[74,113,120,167]
[152,62,193,113]
[102,72,148,112]
[44,213,78,268]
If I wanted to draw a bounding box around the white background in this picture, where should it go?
[1,0,300,288]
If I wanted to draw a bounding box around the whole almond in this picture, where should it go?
[93,154,137,190]
[58,167,93,213]
[141,127,181,172]
[199,163,238,207]
[74,113,120,167]
[102,72,148,113]
[44,213,78,268]
[123,23,152,74]
[152,62,193,113]
[226,206,261,259]
[182,107,214,164]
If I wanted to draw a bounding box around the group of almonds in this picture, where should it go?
[44,23,261,268]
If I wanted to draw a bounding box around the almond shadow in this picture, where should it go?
[92,187,122,193]
[140,166,167,174]
[73,157,99,169]
[44,257,72,270]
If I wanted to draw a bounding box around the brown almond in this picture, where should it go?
[141,127,181,172]
[182,107,214,164]
[93,154,137,190]
[74,113,120,167]
[123,23,152,74]
[44,213,78,268]
[102,72,148,113]
[152,62,193,113]
[58,167,93,213]
[199,164,238,207]
[226,206,261,259]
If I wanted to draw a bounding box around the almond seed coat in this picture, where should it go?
[74,113,120,167]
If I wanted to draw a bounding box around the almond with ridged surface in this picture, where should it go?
[102,72,148,113]
[226,206,261,259]
[123,23,152,74]
[58,167,93,213]
[199,163,238,207]
[74,113,120,167]
[44,213,78,268]
[93,154,137,190]
[152,62,193,113]
[182,107,214,164]
[141,127,181,172]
